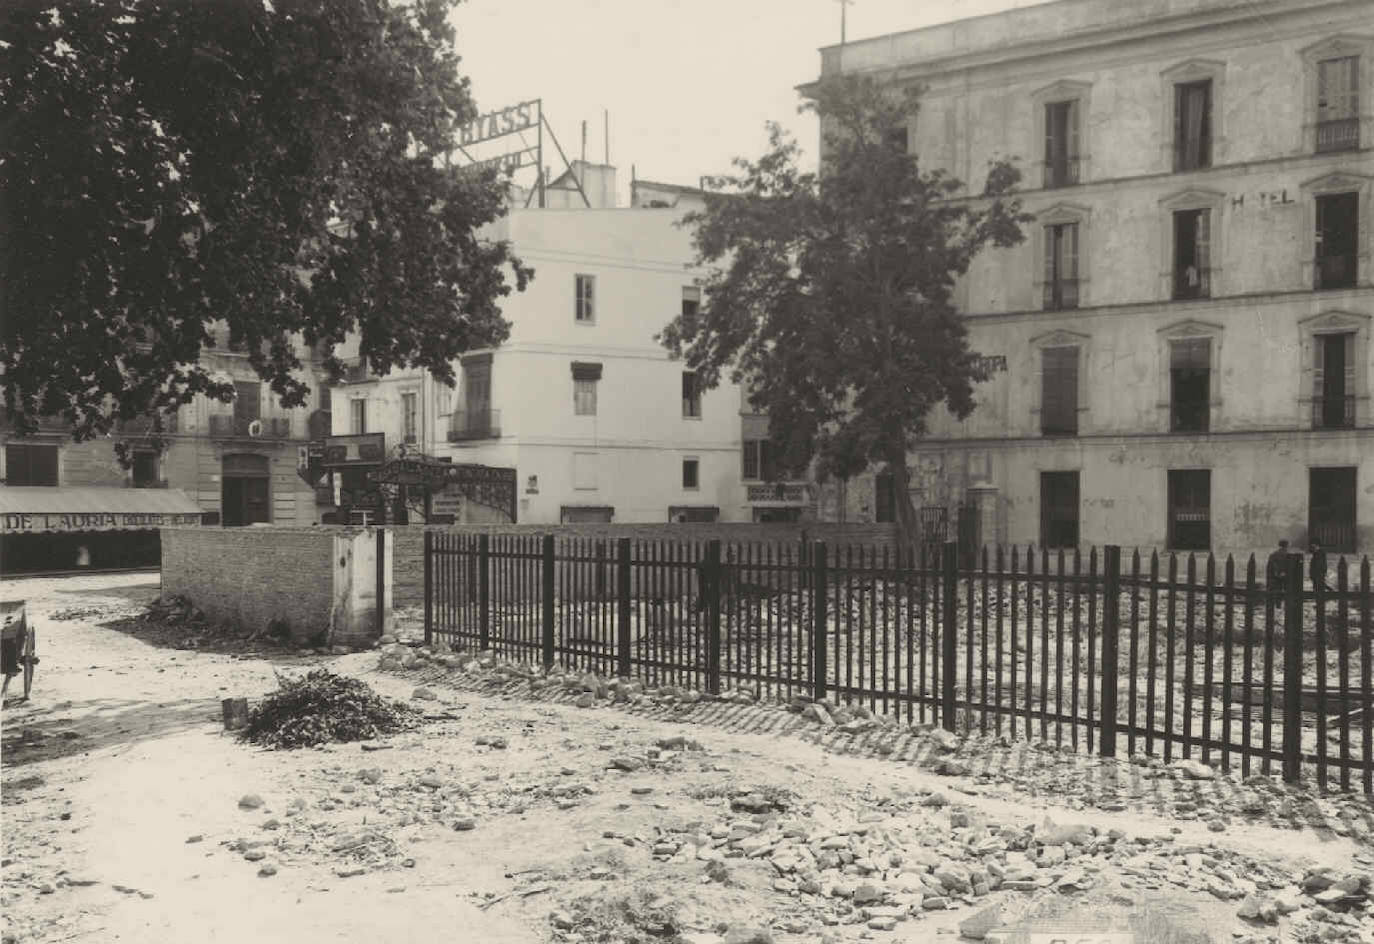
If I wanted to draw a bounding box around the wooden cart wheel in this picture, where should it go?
[21,627,36,701]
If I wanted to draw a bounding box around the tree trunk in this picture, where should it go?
[884,454,920,548]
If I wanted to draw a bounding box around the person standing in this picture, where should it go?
[1266,539,1290,608]
[1309,541,1328,593]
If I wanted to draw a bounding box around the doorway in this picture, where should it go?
[222,454,271,526]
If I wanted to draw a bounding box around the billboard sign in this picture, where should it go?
[322,433,386,467]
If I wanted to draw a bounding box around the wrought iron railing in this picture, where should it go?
[1170,400,1210,433]
[208,415,293,439]
[447,408,501,442]
[1042,157,1081,189]
[1042,279,1080,311]
[1172,267,1211,300]
[1313,394,1356,430]
[1317,117,1360,153]
[1315,254,1357,290]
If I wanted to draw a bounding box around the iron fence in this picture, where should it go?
[424,533,1374,793]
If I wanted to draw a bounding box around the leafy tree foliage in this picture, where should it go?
[1,0,529,449]
[659,77,1029,535]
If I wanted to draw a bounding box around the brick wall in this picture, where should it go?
[389,522,900,611]
[161,527,337,643]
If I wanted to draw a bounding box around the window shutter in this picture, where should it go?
[1067,100,1080,161]
[1313,335,1325,401]
[1173,85,1185,169]
[1044,226,1057,285]
[1198,82,1212,161]
[1044,104,1056,167]
[1196,209,1211,275]
[1065,223,1079,280]
[1345,332,1357,398]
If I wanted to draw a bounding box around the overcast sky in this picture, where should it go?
[449,0,1053,202]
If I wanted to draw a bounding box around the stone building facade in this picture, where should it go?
[810,0,1374,558]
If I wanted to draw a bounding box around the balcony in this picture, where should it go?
[746,482,808,503]
[1170,400,1210,433]
[118,413,179,436]
[208,415,293,439]
[343,360,370,383]
[1317,118,1360,154]
[447,408,501,442]
[1315,254,1357,291]
[1042,158,1080,189]
[1042,279,1079,312]
[1313,395,1356,430]
[307,409,332,441]
[1172,267,1211,300]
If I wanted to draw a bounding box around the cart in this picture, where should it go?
[1,600,38,704]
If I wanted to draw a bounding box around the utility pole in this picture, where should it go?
[836,0,853,45]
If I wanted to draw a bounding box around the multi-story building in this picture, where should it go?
[0,328,326,569]
[328,163,750,524]
[809,0,1373,557]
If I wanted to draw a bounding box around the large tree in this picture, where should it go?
[659,76,1029,539]
[0,0,529,450]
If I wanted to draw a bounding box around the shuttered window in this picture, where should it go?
[1174,80,1212,171]
[4,444,59,486]
[1040,346,1079,436]
[1167,469,1211,550]
[1170,338,1211,432]
[1172,209,1211,299]
[1317,56,1360,152]
[1043,100,1080,188]
[1314,332,1356,429]
[1043,222,1079,310]
[682,371,701,418]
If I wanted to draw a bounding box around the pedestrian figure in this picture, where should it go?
[1265,539,1290,608]
[1309,541,1328,593]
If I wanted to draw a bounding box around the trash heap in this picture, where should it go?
[239,669,422,749]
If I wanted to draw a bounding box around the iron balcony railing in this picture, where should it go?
[1171,400,1210,433]
[1042,157,1081,189]
[1172,267,1212,300]
[343,360,370,383]
[447,408,501,442]
[1315,254,1357,290]
[118,413,179,436]
[1042,279,1080,311]
[1313,394,1356,430]
[1317,117,1360,153]
[208,415,293,439]
[745,482,809,503]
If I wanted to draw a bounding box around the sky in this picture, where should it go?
[448,0,1054,203]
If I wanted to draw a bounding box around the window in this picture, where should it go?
[132,451,158,487]
[1315,192,1359,290]
[1310,468,1357,553]
[350,398,367,435]
[571,361,601,416]
[1043,222,1079,310]
[1317,56,1360,153]
[1173,80,1212,172]
[4,444,58,486]
[1167,469,1211,551]
[875,471,897,524]
[1043,100,1080,188]
[682,458,699,490]
[1313,332,1356,429]
[670,505,719,523]
[742,438,788,481]
[1040,346,1079,436]
[402,392,418,444]
[234,381,261,423]
[1172,208,1211,299]
[575,274,595,323]
[1170,337,1211,432]
[561,505,613,524]
[464,356,492,416]
[682,371,701,418]
[682,286,701,319]
[1040,471,1080,549]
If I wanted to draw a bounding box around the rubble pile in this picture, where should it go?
[239,670,423,749]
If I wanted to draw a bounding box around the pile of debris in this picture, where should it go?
[142,594,208,627]
[239,670,423,750]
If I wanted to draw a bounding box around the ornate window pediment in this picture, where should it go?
[1300,171,1374,195]
[1161,59,1227,83]
[1030,329,1090,349]
[1159,188,1226,210]
[1300,35,1373,63]
[1298,309,1371,332]
[1157,319,1224,339]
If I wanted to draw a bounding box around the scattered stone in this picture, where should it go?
[1174,759,1215,780]
[550,910,576,930]
[238,794,265,810]
[1238,894,1278,924]
[853,883,884,905]
[257,864,277,877]
[868,916,898,931]
[453,817,476,831]
[358,768,383,784]
[610,756,645,772]
[722,928,774,944]
[185,834,203,844]
[960,906,1002,940]
[575,693,595,708]
[412,687,438,701]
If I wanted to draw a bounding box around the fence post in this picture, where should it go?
[942,540,958,732]
[376,528,386,639]
[423,530,433,645]
[478,532,490,651]
[812,541,828,702]
[1100,545,1121,757]
[541,534,555,670]
[705,539,722,696]
[1282,553,1304,783]
[617,537,632,678]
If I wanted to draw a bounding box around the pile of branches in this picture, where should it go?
[240,670,422,749]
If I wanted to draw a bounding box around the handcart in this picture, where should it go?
[1,600,38,704]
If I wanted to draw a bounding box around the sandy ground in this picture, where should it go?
[1,573,1367,944]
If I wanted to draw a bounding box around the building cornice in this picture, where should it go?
[960,285,1374,326]
[909,426,1374,449]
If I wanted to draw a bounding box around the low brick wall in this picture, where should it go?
[161,527,392,647]
[390,522,900,612]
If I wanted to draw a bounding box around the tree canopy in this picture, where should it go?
[658,76,1029,535]
[0,0,530,447]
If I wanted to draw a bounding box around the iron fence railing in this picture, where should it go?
[447,408,501,442]
[426,534,1374,795]
[1313,394,1356,430]
[1317,117,1360,153]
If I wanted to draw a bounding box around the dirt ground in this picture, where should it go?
[1,573,1369,944]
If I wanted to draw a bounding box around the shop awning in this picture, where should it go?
[0,487,205,534]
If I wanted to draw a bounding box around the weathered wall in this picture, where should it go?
[161,527,391,646]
